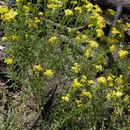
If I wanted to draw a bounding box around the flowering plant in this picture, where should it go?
[0,0,129,129]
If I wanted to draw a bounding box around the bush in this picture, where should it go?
[0,0,129,129]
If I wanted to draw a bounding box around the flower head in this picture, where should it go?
[72,78,83,88]
[110,45,116,52]
[49,36,57,44]
[4,58,13,65]
[80,90,92,99]
[97,76,107,86]
[33,65,43,71]
[118,50,128,58]
[71,62,80,73]
[89,40,99,48]
[65,9,73,16]
[44,69,53,77]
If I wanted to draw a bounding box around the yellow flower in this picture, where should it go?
[94,5,102,13]
[65,9,73,16]
[85,2,93,12]
[118,50,128,58]
[116,91,123,98]
[110,45,116,52]
[35,17,40,24]
[95,65,103,72]
[111,27,121,37]
[75,36,81,43]
[44,69,53,77]
[89,40,99,48]
[71,62,80,73]
[38,11,43,16]
[4,58,13,65]
[62,96,69,102]
[100,56,107,65]
[97,76,107,86]
[2,36,7,42]
[16,0,21,2]
[124,95,129,102]
[81,34,88,41]
[70,1,78,5]
[33,65,43,71]
[107,76,113,87]
[23,5,31,13]
[11,35,19,42]
[116,75,123,85]
[112,90,116,97]
[1,9,18,22]
[87,80,95,85]
[47,4,56,9]
[96,29,104,37]
[106,93,111,100]
[67,27,72,33]
[72,78,83,88]
[85,49,93,59]
[76,99,84,108]
[49,36,57,44]
[107,9,115,16]
[74,7,82,13]
[80,90,92,99]
[126,23,130,28]
[0,6,8,14]
[80,75,87,83]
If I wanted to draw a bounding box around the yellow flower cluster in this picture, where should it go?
[26,17,40,27]
[2,36,7,42]
[65,9,73,16]
[72,78,83,88]
[4,57,13,65]
[49,36,57,44]
[62,94,70,102]
[70,0,78,5]
[107,9,116,16]
[62,96,69,102]
[0,7,18,22]
[106,90,123,100]
[116,75,123,85]
[89,40,99,48]
[74,7,82,14]
[76,99,86,108]
[80,75,87,83]
[89,6,105,29]
[94,5,102,13]
[97,76,107,86]
[44,69,53,77]
[110,45,116,52]
[71,62,80,73]
[11,35,19,42]
[33,65,43,71]
[118,49,128,58]
[75,34,88,44]
[47,0,63,9]
[107,75,114,87]
[87,80,95,85]
[85,48,93,59]
[0,6,8,14]
[80,89,92,99]
[96,29,104,38]
[95,65,103,72]
[111,27,122,37]
[33,64,53,77]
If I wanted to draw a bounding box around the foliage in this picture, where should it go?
[0,0,129,129]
